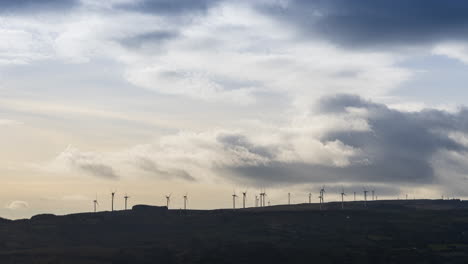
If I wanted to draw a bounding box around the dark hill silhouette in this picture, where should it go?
[0,200,467,263]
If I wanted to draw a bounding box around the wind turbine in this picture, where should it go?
[371,189,375,201]
[183,193,188,210]
[320,186,326,203]
[242,191,247,208]
[340,188,346,209]
[165,194,171,208]
[318,192,323,210]
[111,190,116,212]
[363,188,368,207]
[308,192,312,204]
[288,192,291,205]
[124,193,130,210]
[259,190,267,207]
[255,195,258,207]
[232,191,238,209]
[93,194,99,213]
[318,187,325,210]
[354,192,356,201]
[259,189,266,207]
[318,186,325,210]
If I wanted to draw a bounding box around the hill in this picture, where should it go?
[0,200,467,263]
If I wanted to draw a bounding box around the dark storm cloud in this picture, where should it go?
[219,94,468,186]
[0,0,79,14]
[116,0,221,15]
[258,0,468,48]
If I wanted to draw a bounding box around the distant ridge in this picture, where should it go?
[18,199,468,221]
[0,199,467,263]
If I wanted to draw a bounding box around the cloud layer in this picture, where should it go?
[47,95,468,197]
[0,0,412,103]
[258,0,468,48]
[4,0,468,212]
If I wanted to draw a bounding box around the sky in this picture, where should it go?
[2,0,468,219]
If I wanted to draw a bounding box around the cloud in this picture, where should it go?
[61,194,89,201]
[6,201,29,210]
[257,0,468,48]
[132,156,195,181]
[0,119,22,126]
[278,94,468,185]
[0,0,411,102]
[45,95,468,197]
[51,146,119,179]
[118,30,179,48]
[433,42,468,64]
[48,145,196,181]
[120,1,410,103]
[0,0,78,14]
[116,0,222,15]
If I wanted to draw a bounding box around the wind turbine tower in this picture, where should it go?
[262,191,266,207]
[354,192,356,201]
[124,193,130,210]
[318,187,325,210]
[318,186,325,210]
[363,188,369,207]
[318,193,323,210]
[165,194,171,208]
[232,191,238,209]
[320,186,326,203]
[258,191,262,207]
[341,188,346,209]
[93,194,98,213]
[111,191,116,212]
[372,190,375,201]
[288,192,291,205]
[242,191,247,209]
[308,192,312,204]
[260,190,266,207]
[183,193,188,210]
